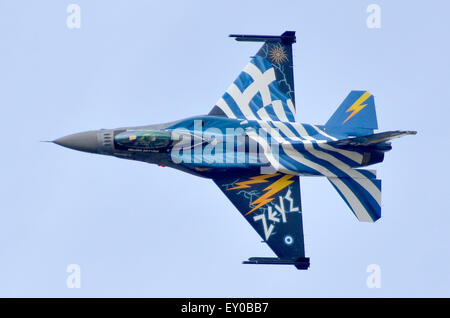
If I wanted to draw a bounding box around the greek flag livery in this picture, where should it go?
[208,32,412,262]
[210,31,296,122]
[213,55,296,122]
[54,31,416,270]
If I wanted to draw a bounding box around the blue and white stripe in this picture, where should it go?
[214,55,381,222]
[216,56,296,122]
[249,121,381,222]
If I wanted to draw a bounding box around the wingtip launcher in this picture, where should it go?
[243,257,310,270]
[229,31,296,44]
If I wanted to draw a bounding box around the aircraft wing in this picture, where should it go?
[213,171,309,269]
[209,31,297,122]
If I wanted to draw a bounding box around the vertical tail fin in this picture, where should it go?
[325,91,378,136]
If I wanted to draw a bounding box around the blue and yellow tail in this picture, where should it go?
[325,91,378,136]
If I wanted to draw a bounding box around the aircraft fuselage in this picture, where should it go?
[54,115,386,179]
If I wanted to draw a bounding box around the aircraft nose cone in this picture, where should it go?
[54,130,99,154]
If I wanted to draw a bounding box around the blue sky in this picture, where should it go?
[0,0,449,297]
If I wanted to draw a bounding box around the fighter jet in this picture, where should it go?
[53,31,415,270]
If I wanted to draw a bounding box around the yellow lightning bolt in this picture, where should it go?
[343,91,371,123]
[227,173,279,191]
[245,174,295,216]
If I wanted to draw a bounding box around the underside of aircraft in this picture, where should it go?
[53,31,415,270]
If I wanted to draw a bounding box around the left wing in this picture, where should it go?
[213,171,309,269]
[209,31,297,122]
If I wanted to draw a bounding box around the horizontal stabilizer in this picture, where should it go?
[243,257,310,270]
[328,172,382,222]
[330,130,417,147]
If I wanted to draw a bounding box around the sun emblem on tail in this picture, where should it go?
[269,44,288,63]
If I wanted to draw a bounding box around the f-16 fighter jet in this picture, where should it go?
[53,31,415,270]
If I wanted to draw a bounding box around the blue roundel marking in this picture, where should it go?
[284,235,294,246]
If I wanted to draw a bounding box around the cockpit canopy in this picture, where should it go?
[114,130,171,150]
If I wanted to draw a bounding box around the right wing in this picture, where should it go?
[209,31,297,122]
[213,171,309,269]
